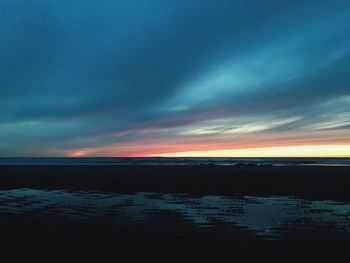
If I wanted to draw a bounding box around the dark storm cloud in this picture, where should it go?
[0,0,349,156]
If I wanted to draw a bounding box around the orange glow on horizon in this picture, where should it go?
[61,128,350,158]
[66,149,94,157]
[63,144,350,158]
[153,145,350,158]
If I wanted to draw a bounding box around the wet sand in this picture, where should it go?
[0,165,349,261]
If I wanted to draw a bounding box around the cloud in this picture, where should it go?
[0,0,349,156]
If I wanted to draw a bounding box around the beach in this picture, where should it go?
[0,165,349,261]
[0,165,349,200]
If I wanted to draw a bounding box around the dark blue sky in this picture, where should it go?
[1,0,349,156]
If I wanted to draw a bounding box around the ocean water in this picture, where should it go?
[1,188,350,240]
[0,157,350,166]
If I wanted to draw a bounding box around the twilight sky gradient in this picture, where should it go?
[1,0,350,157]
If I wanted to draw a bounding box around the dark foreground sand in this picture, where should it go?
[0,165,349,261]
[0,165,349,200]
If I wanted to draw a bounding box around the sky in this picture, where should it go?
[0,0,350,157]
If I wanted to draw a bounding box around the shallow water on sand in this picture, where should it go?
[0,188,349,240]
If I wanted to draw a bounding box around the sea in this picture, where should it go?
[0,157,349,166]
